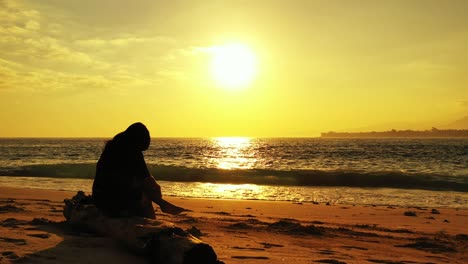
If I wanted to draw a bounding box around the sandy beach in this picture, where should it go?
[0,186,466,264]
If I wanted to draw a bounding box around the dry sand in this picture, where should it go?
[0,186,466,264]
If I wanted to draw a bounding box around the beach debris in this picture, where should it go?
[403,211,417,217]
[63,191,224,264]
[431,209,440,214]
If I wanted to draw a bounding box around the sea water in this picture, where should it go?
[0,138,466,208]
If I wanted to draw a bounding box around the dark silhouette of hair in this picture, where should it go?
[107,122,151,151]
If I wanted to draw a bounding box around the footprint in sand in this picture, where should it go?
[2,251,20,260]
[403,211,417,217]
[210,211,231,216]
[317,249,336,255]
[49,208,63,213]
[227,222,251,230]
[367,259,412,264]
[27,233,51,239]
[232,246,265,251]
[1,218,28,227]
[231,256,269,260]
[315,259,347,264]
[177,216,198,224]
[30,218,51,225]
[0,237,27,245]
[395,240,456,253]
[258,242,284,249]
[0,205,24,213]
[341,245,368,251]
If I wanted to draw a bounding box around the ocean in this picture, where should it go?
[0,138,466,208]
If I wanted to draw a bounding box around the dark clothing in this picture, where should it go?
[92,140,151,217]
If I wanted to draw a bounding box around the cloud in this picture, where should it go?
[0,58,101,92]
[0,58,150,94]
[0,0,197,92]
[75,36,175,48]
[0,64,19,91]
[0,0,40,35]
[25,20,40,31]
[0,0,111,72]
[74,39,107,48]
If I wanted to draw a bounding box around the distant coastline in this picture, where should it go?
[321,128,468,138]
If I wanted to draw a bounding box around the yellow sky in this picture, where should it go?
[1,0,467,137]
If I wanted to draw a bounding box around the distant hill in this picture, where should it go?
[321,128,468,138]
[443,116,468,129]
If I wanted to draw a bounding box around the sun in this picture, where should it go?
[210,43,258,89]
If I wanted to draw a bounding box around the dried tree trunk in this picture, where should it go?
[63,191,223,264]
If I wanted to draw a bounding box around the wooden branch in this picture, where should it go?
[64,191,223,264]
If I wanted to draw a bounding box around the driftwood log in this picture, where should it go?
[63,191,223,264]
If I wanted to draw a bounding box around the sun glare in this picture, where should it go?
[210,43,258,89]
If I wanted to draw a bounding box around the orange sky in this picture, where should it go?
[1,0,467,137]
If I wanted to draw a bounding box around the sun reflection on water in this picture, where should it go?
[198,183,265,200]
[209,137,257,170]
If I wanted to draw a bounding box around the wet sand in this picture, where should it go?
[0,186,467,263]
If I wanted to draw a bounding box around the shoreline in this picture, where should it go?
[1,176,467,210]
[1,186,467,263]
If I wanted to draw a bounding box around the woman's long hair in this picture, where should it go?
[106,122,151,151]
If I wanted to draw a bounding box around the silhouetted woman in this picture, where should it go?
[92,122,185,218]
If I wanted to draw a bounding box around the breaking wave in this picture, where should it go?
[1,163,466,192]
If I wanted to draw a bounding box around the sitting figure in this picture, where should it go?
[92,122,185,218]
